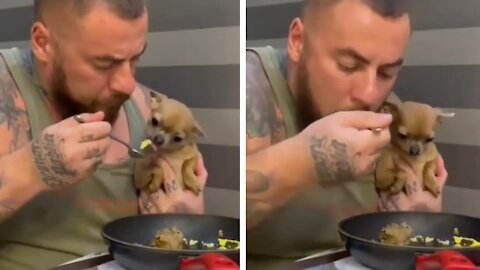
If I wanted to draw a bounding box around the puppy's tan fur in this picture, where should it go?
[374,101,454,197]
[135,93,205,195]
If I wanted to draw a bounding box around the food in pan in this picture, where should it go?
[378,223,480,248]
[380,222,413,245]
[152,228,240,250]
[153,227,185,250]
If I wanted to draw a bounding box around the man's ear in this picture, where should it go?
[31,22,51,62]
[287,18,304,64]
[435,108,455,125]
[192,121,206,138]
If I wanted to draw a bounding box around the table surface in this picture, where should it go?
[55,249,364,270]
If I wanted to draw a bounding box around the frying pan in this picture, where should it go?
[101,213,240,270]
[338,211,480,269]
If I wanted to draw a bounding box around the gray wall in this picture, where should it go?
[247,0,480,218]
[0,0,239,218]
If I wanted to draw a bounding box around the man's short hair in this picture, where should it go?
[302,0,411,19]
[34,0,147,22]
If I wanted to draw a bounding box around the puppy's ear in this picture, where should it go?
[150,92,167,110]
[379,101,399,119]
[192,121,206,138]
[435,108,455,125]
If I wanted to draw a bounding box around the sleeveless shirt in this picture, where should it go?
[246,46,379,270]
[0,47,146,270]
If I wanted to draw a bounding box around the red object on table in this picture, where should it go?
[180,253,239,270]
[416,250,476,270]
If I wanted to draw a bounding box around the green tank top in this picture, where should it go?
[0,48,145,270]
[246,46,378,270]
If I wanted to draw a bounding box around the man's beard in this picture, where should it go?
[50,60,130,124]
[294,55,321,130]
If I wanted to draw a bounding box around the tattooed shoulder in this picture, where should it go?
[246,51,285,143]
[0,56,31,155]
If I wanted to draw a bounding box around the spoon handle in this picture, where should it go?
[109,134,130,149]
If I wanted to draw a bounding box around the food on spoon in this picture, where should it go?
[153,227,184,249]
[380,222,413,245]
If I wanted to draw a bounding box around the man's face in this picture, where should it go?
[47,3,148,123]
[290,0,411,125]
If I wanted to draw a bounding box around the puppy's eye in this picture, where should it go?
[426,137,434,143]
[398,133,407,139]
[174,136,183,143]
[151,118,159,127]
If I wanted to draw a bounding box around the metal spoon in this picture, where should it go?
[73,114,144,158]
[369,127,383,134]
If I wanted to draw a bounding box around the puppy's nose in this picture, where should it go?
[409,146,420,156]
[154,135,165,145]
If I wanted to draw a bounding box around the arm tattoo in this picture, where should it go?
[31,133,78,188]
[246,170,272,228]
[0,58,31,153]
[310,136,355,184]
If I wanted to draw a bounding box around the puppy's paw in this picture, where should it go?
[424,176,441,198]
[183,171,202,195]
[148,167,165,194]
[389,170,408,195]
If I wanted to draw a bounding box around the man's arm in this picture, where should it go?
[0,58,47,222]
[246,51,316,229]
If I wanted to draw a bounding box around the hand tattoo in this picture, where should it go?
[246,170,271,228]
[31,133,78,188]
[80,131,95,143]
[168,202,190,214]
[85,147,101,159]
[309,136,355,184]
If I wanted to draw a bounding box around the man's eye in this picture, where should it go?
[95,63,113,70]
[338,62,359,73]
[378,71,395,80]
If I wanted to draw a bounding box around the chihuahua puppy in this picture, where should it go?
[374,101,454,197]
[135,92,205,195]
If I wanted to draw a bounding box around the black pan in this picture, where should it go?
[338,211,480,269]
[101,213,240,270]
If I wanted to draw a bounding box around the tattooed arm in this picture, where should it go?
[0,55,40,222]
[246,51,316,229]
[0,55,112,223]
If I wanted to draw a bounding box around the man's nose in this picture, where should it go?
[109,62,137,95]
[351,70,378,106]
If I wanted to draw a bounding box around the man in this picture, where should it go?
[0,0,207,269]
[246,0,448,269]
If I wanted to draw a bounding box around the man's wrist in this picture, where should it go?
[10,143,49,196]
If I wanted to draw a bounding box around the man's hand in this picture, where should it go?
[138,155,208,214]
[378,156,448,212]
[299,111,393,184]
[29,112,111,191]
